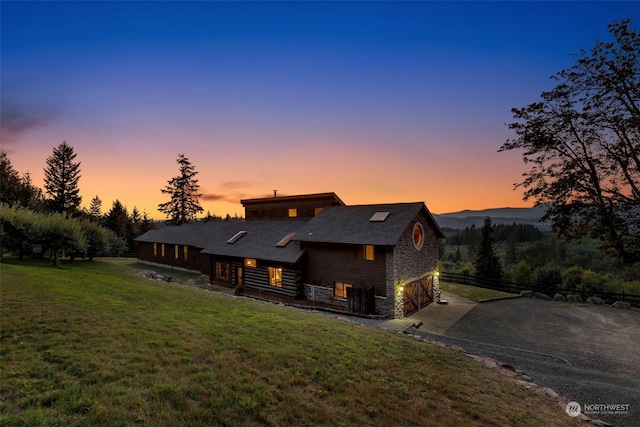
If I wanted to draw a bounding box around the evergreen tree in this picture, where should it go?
[1,152,43,209]
[139,210,155,234]
[88,195,103,219]
[103,200,131,249]
[19,172,45,211]
[1,152,23,205]
[158,154,203,225]
[474,217,503,280]
[43,141,82,214]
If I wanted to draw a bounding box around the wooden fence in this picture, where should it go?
[346,286,376,315]
[440,271,640,308]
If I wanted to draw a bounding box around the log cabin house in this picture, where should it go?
[135,192,444,318]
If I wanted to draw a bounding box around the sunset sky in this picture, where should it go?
[2,1,637,218]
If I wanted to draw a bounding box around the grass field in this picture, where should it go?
[0,258,580,426]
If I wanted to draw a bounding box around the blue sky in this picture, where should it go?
[2,1,638,216]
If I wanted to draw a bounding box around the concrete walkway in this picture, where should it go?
[340,290,478,334]
[408,290,478,334]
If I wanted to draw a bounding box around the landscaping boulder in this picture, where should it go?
[534,292,551,300]
[612,301,631,310]
[553,293,566,302]
[519,290,534,298]
[566,294,583,303]
[137,270,171,282]
[586,296,605,306]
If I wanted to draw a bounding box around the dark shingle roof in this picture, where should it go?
[134,221,234,248]
[294,202,444,246]
[201,219,307,264]
[241,192,345,206]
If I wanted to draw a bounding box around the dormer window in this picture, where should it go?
[288,208,298,217]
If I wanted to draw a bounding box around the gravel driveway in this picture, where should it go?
[411,298,640,427]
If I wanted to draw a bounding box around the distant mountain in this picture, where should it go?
[433,206,550,230]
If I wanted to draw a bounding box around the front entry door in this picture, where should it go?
[236,267,243,287]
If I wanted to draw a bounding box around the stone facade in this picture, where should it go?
[386,211,439,318]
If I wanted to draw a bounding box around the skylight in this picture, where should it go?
[276,232,296,247]
[369,211,390,222]
[226,230,247,244]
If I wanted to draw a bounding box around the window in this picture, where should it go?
[268,267,283,287]
[357,245,375,261]
[227,231,247,244]
[369,211,390,222]
[335,282,352,298]
[215,262,230,281]
[413,222,424,250]
[183,246,188,260]
[288,208,297,217]
[161,244,165,257]
[314,207,323,216]
[174,245,179,259]
[153,243,157,256]
[244,258,257,268]
[276,232,296,247]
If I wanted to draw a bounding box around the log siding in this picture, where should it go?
[137,241,204,272]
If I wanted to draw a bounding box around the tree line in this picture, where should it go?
[440,218,640,297]
[0,140,208,265]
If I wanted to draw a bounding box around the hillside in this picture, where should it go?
[0,258,580,427]
[433,206,550,230]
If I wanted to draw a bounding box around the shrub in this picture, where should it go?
[534,265,562,294]
[510,261,534,286]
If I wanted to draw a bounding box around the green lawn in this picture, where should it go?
[1,258,579,426]
[439,281,514,302]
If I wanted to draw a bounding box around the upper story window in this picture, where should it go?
[413,222,424,250]
[288,208,298,217]
[356,245,375,261]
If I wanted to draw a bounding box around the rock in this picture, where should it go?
[612,301,631,310]
[498,363,516,371]
[539,387,559,399]
[586,296,605,306]
[534,292,551,300]
[590,419,614,427]
[520,290,534,298]
[553,293,566,302]
[136,270,171,282]
[566,294,583,303]
[517,380,535,389]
